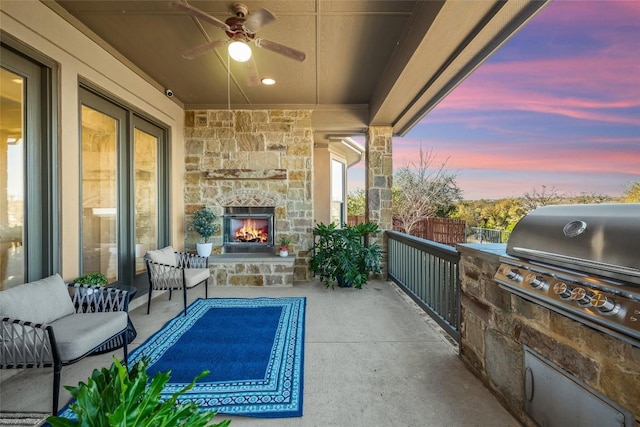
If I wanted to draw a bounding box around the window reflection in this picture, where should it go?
[81,105,118,283]
[134,128,158,274]
[0,68,24,289]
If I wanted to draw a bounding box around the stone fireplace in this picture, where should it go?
[223,206,275,253]
[183,109,314,282]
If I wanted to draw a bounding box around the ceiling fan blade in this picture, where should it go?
[255,38,306,62]
[243,8,276,33]
[181,39,226,59]
[170,1,230,31]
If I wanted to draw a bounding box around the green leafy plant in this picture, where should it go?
[190,206,218,242]
[46,357,231,427]
[309,221,382,289]
[73,272,108,286]
[280,236,291,250]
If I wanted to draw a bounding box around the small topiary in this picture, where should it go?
[190,206,218,243]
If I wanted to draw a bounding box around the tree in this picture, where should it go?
[621,181,640,202]
[347,189,366,216]
[392,147,462,235]
[521,185,562,212]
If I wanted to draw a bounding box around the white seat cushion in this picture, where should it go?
[50,312,128,361]
[184,268,209,288]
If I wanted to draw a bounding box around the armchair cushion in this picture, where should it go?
[184,268,210,288]
[146,246,177,267]
[50,312,128,361]
[0,274,75,324]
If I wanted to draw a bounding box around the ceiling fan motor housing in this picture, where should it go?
[225,16,255,41]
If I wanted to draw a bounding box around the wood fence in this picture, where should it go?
[347,216,466,247]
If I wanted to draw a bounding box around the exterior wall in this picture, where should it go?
[313,145,331,225]
[183,110,314,281]
[0,1,185,281]
[458,244,640,425]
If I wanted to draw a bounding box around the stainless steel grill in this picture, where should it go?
[494,203,640,347]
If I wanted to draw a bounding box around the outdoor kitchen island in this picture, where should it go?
[206,253,296,287]
[457,243,639,426]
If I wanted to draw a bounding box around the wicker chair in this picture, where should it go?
[0,274,130,414]
[144,246,210,317]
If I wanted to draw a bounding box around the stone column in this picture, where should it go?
[365,126,393,277]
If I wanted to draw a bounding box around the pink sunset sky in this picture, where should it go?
[348,0,640,200]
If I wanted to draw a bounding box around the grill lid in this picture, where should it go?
[506,203,640,285]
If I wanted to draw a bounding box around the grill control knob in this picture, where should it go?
[525,273,547,290]
[570,287,593,305]
[553,282,572,299]
[503,267,522,281]
[590,294,618,314]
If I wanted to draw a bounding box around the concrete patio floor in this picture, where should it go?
[0,280,520,426]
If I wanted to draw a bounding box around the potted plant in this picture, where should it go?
[73,272,108,297]
[46,357,231,427]
[309,221,382,289]
[190,206,218,257]
[279,236,290,257]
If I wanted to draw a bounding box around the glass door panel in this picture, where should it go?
[81,105,119,283]
[134,128,158,274]
[0,68,24,289]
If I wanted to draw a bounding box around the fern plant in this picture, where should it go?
[46,357,231,427]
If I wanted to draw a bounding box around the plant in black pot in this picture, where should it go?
[309,221,382,289]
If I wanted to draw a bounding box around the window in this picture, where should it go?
[330,158,346,226]
[1,44,56,289]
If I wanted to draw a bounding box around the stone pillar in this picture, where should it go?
[365,126,393,277]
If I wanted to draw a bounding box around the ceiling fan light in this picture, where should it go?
[228,41,252,62]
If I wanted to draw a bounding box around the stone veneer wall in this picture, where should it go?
[457,244,640,425]
[183,110,314,281]
[365,126,393,276]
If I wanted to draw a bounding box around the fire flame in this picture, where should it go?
[234,219,268,243]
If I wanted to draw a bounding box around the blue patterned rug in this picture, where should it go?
[60,297,305,418]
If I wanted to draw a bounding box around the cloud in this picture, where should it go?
[347,1,640,201]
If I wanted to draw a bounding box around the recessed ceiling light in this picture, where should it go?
[261,78,276,85]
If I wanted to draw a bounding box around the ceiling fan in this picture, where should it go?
[171,1,306,63]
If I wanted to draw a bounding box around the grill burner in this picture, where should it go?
[494,203,640,347]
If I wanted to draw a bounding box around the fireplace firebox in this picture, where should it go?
[223,207,275,253]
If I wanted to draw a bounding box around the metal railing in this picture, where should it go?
[466,226,511,243]
[386,230,460,342]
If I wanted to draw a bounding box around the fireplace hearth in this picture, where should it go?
[223,207,275,253]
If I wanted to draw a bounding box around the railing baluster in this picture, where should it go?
[386,230,460,342]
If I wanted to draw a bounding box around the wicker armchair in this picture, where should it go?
[0,274,130,415]
[144,246,210,317]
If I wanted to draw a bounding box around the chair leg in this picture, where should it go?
[123,330,129,365]
[169,289,173,300]
[183,287,188,316]
[52,364,61,415]
[205,279,209,299]
[147,288,152,314]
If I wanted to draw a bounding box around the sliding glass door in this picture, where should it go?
[1,45,55,289]
[80,87,167,294]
